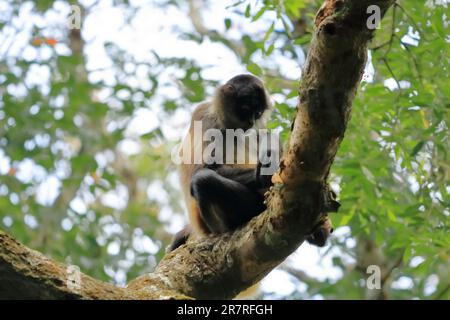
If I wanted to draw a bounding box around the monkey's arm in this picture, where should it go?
[206,144,280,189]
[208,166,276,191]
[210,165,266,190]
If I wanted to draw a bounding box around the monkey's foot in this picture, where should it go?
[306,215,333,247]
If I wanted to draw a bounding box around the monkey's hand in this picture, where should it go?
[306,215,333,247]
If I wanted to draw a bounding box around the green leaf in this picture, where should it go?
[387,210,397,222]
[294,34,312,45]
[246,62,263,76]
[340,211,355,226]
[263,22,275,42]
[265,43,275,55]
[224,18,232,30]
[410,140,426,156]
[252,7,266,22]
[244,4,251,18]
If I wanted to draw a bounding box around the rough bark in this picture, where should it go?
[0,0,394,300]
[0,231,188,299]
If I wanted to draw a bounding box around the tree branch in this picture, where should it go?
[0,231,190,299]
[0,0,394,300]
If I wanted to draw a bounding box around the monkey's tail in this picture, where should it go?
[168,226,191,252]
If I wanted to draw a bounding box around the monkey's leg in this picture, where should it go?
[306,215,333,247]
[191,168,266,234]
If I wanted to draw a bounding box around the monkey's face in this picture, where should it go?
[220,75,269,130]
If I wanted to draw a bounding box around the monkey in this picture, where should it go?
[169,74,335,252]
[170,74,276,250]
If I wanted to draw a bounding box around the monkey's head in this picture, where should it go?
[213,74,272,130]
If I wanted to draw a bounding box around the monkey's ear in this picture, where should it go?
[222,84,235,95]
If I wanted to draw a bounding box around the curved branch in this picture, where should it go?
[0,231,189,299]
[0,0,394,300]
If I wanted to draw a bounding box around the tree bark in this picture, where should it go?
[0,0,394,300]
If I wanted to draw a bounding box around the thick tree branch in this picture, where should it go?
[0,0,394,300]
[0,231,189,299]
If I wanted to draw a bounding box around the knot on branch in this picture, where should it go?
[314,0,394,52]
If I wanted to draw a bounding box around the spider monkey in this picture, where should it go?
[170,74,333,252]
